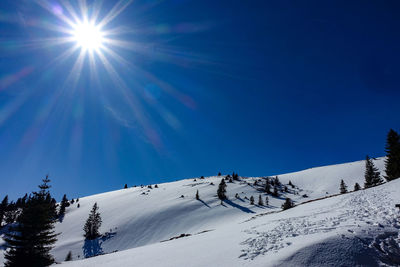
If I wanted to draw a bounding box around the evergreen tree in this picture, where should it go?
[65,251,72,261]
[384,129,400,181]
[272,185,279,197]
[274,176,281,186]
[59,194,69,218]
[217,179,227,200]
[195,190,199,200]
[250,196,255,205]
[364,155,382,188]
[258,195,263,206]
[265,182,271,194]
[83,203,102,240]
[354,183,361,191]
[282,198,294,210]
[0,195,8,227]
[4,176,58,267]
[340,179,348,194]
[265,196,269,206]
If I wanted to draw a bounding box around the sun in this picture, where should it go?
[72,21,104,51]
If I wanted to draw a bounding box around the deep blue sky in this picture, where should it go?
[0,0,399,201]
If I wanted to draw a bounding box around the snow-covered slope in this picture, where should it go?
[1,157,396,266]
[59,178,400,267]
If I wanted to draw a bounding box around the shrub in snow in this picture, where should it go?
[65,251,72,261]
[250,196,255,205]
[258,195,263,206]
[340,179,348,194]
[284,186,288,192]
[282,198,294,210]
[354,183,361,191]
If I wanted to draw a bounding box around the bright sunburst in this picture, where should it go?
[72,21,104,51]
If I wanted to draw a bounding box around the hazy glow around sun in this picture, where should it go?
[72,21,104,51]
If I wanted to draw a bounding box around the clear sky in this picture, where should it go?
[0,0,399,201]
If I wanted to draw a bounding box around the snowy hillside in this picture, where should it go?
[59,177,400,267]
[1,157,396,266]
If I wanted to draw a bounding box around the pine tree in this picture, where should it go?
[0,195,8,227]
[250,196,254,205]
[83,203,102,240]
[4,176,58,267]
[282,198,294,210]
[340,179,348,194]
[274,176,281,186]
[364,155,382,188]
[195,190,199,200]
[265,182,271,194]
[265,196,269,206]
[272,185,279,197]
[59,194,69,218]
[65,251,72,261]
[354,183,361,191]
[217,179,227,200]
[384,129,400,181]
[258,195,263,206]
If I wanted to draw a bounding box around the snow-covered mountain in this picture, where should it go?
[2,157,400,266]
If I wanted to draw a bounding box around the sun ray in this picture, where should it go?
[63,49,86,90]
[97,0,134,28]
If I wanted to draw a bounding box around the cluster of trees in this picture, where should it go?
[3,176,58,266]
[340,129,400,194]
[1,176,102,266]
